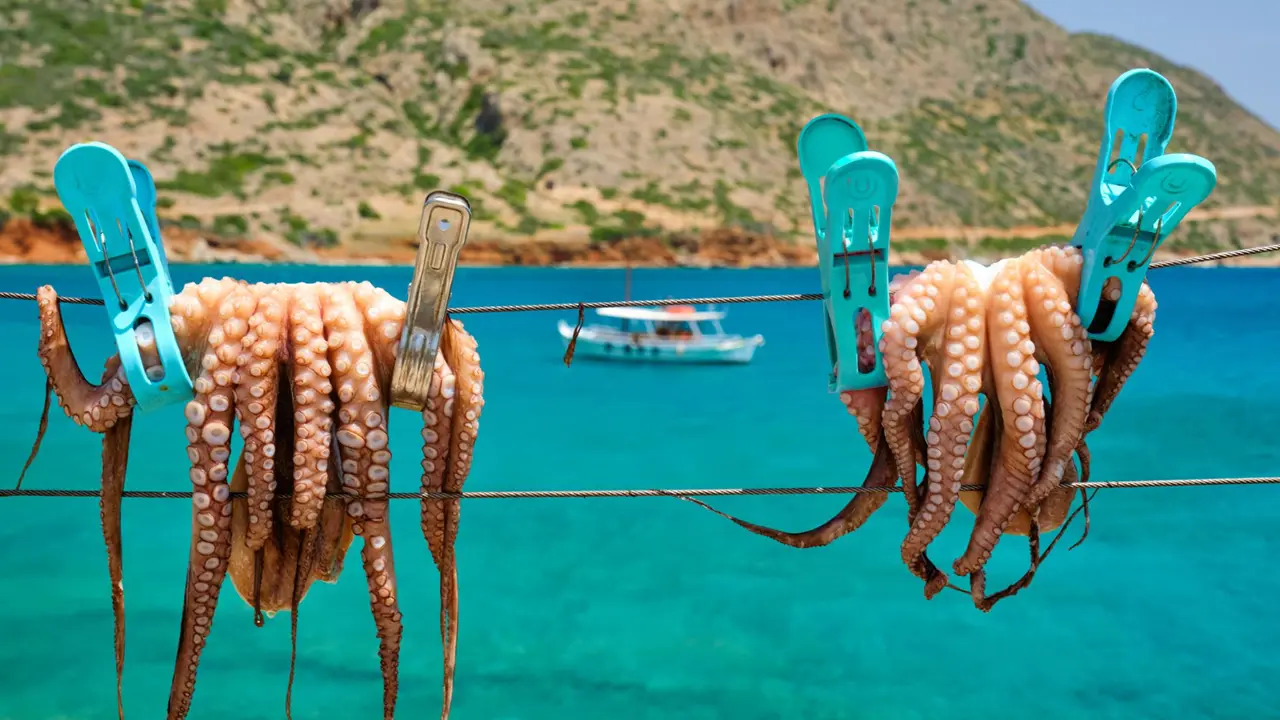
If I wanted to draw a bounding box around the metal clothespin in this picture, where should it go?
[53,142,192,411]
[798,113,899,392]
[1072,68,1217,341]
[390,190,472,412]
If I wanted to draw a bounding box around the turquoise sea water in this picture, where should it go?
[0,263,1278,720]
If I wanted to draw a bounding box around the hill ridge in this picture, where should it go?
[0,0,1276,263]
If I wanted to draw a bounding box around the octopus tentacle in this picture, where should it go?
[953,260,1045,578]
[356,507,401,719]
[434,318,484,719]
[286,285,335,530]
[168,284,257,720]
[1021,253,1091,507]
[970,443,1085,613]
[350,282,406,386]
[680,304,923,549]
[170,280,234,370]
[322,284,401,720]
[420,351,457,675]
[881,262,955,524]
[1087,282,1156,434]
[903,262,986,597]
[35,286,135,430]
[236,286,286,551]
[101,411,132,720]
[679,426,897,547]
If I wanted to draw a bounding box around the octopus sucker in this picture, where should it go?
[33,278,483,719]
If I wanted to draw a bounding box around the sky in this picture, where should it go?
[1024,0,1278,130]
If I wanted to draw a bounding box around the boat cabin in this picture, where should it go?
[600,305,729,340]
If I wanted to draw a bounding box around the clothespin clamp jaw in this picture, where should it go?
[53,142,192,412]
[797,113,897,393]
[1072,68,1217,341]
[390,190,472,412]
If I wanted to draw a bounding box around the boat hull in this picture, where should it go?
[557,320,762,364]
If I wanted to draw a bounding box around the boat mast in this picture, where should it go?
[621,263,632,332]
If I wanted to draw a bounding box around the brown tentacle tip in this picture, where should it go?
[562,303,585,367]
[14,378,52,490]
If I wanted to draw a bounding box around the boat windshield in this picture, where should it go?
[653,320,696,338]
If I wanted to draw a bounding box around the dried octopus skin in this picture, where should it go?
[235,285,286,550]
[35,286,135,431]
[168,284,258,720]
[1087,282,1157,434]
[286,285,335,530]
[952,261,1045,578]
[101,411,132,720]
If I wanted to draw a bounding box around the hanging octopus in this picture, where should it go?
[687,244,1156,609]
[29,278,484,720]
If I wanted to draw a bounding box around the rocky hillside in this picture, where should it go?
[0,0,1276,264]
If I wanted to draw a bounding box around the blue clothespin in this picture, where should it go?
[53,142,192,411]
[128,159,170,271]
[798,113,899,393]
[1072,69,1217,341]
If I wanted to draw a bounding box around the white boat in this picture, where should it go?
[557,305,764,364]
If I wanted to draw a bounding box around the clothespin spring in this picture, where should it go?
[84,213,156,310]
[1103,212,1165,272]
[841,207,881,299]
[1106,157,1139,177]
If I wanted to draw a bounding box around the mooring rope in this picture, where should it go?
[2,476,1277,500]
[1,243,1277,314]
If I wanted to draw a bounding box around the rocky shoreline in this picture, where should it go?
[0,217,1275,269]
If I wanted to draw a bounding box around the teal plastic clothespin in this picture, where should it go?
[798,113,898,393]
[1072,69,1217,341]
[53,142,192,411]
[128,159,169,271]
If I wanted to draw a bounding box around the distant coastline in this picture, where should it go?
[0,216,1276,269]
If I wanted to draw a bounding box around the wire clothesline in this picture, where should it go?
[1,242,1277,314]
[3,476,1279,500]
[3,241,1279,501]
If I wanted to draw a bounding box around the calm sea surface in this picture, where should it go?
[1,264,1278,719]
